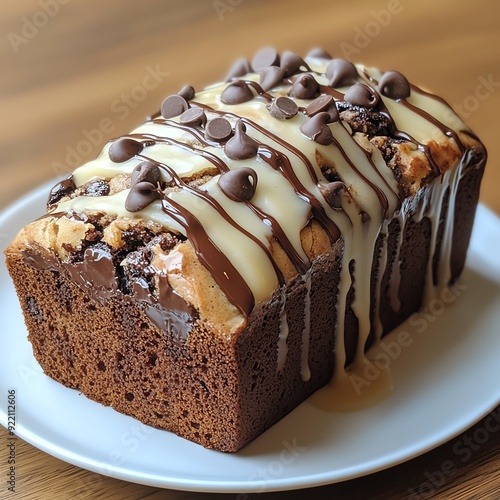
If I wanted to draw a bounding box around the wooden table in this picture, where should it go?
[1,1,499,498]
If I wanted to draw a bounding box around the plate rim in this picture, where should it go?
[1,182,499,493]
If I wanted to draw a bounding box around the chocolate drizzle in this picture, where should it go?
[160,189,255,315]
[42,48,479,328]
[404,86,465,153]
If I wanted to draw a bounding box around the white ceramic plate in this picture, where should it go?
[1,181,499,494]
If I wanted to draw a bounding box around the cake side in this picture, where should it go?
[5,48,487,451]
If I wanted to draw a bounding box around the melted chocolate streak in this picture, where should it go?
[123,68,464,315]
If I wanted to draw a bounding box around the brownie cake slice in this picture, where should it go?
[5,48,486,451]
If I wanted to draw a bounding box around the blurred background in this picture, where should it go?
[1,1,499,499]
[1,0,499,212]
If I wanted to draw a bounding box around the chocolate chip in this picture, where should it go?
[288,73,319,99]
[179,107,207,127]
[218,167,258,202]
[178,85,195,101]
[109,138,143,163]
[224,120,259,160]
[259,66,285,92]
[125,181,161,212]
[280,51,308,77]
[319,181,345,209]
[85,179,110,197]
[299,112,334,145]
[326,59,359,87]
[226,58,252,81]
[47,176,75,208]
[205,117,233,142]
[221,80,254,104]
[306,48,333,59]
[131,161,161,186]
[378,70,411,99]
[305,95,339,122]
[268,96,298,119]
[161,94,189,119]
[251,47,280,72]
[344,83,380,108]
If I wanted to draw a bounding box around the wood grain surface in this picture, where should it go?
[1,1,499,499]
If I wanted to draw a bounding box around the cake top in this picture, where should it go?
[18,47,482,333]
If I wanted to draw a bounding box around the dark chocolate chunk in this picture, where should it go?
[378,70,411,99]
[221,80,254,104]
[109,138,143,163]
[226,58,252,81]
[218,167,258,202]
[47,176,75,208]
[179,107,207,127]
[259,66,285,92]
[224,120,259,160]
[288,73,319,99]
[326,58,359,87]
[205,117,233,142]
[299,112,334,145]
[319,181,345,209]
[161,94,189,119]
[280,51,308,77]
[131,161,161,186]
[85,179,110,197]
[306,48,333,59]
[125,181,161,212]
[178,85,195,101]
[305,95,339,122]
[65,243,118,300]
[344,83,380,109]
[268,96,298,120]
[251,47,280,72]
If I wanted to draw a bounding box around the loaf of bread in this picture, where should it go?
[5,48,486,451]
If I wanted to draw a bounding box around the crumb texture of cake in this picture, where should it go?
[5,47,486,451]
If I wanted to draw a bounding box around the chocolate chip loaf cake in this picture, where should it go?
[5,48,486,452]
